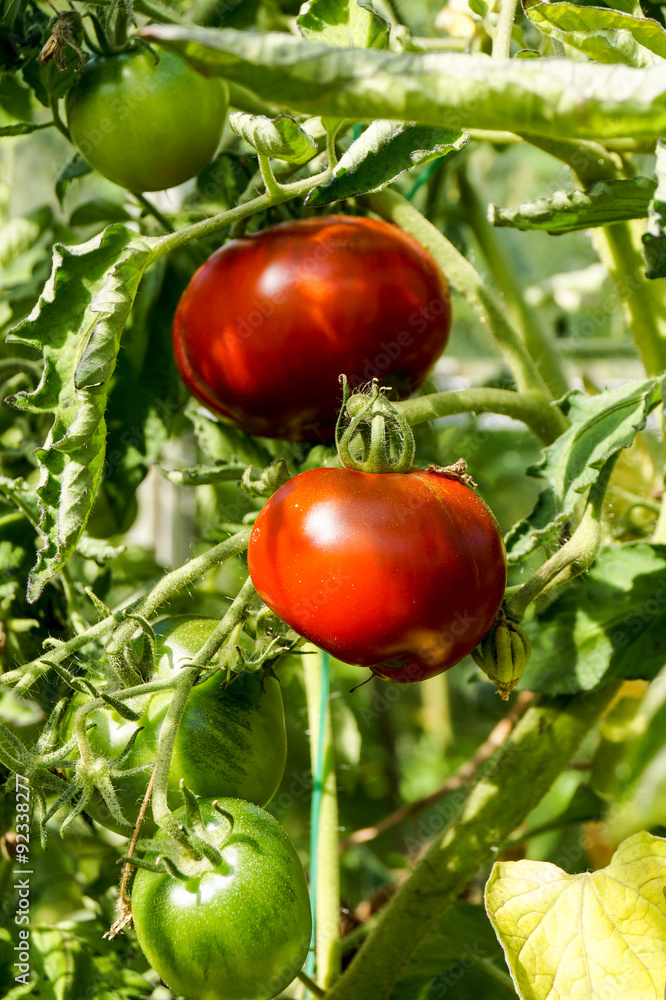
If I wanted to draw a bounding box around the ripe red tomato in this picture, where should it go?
[248,468,507,682]
[173,215,451,440]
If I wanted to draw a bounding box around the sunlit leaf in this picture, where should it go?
[486,831,666,1000]
[298,0,390,49]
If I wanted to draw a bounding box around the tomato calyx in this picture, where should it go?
[336,376,416,474]
[471,608,532,700]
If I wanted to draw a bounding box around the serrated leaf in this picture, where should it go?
[298,0,390,49]
[0,207,52,269]
[524,0,666,67]
[158,460,247,486]
[69,199,132,227]
[0,120,52,136]
[6,225,151,601]
[489,176,656,235]
[186,401,272,467]
[505,377,663,561]
[523,542,666,694]
[643,139,666,279]
[306,120,467,206]
[138,25,666,140]
[486,831,666,1000]
[55,154,92,209]
[229,111,317,164]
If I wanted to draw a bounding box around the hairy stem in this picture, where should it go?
[361,190,565,422]
[106,528,251,682]
[151,577,256,833]
[327,682,621,1000]
[492,0,517,58]
[395,387,564,445]
[457,167,569,399]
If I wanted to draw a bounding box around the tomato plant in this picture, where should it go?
[248,465,506,681]
[131,797,312,1000]
[3,2,666,999]
[66,47,229,191]
[63,617,287,832]
[173,215,451,439]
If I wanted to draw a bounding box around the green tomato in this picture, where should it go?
[66,47,229,191]
[64,617,287,834]
[132,798,312,1000]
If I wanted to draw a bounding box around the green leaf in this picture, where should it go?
[524,0,666,67]
[158,460,247,486]
[306,120,467,206]
[505,377,663,561]
[6,225,152,601]
[69,199,132,227]
[524,542,666,694]
[0,207,53,269]
[298,0,390,49]
[643,138,666,279]
[489,176,656,235]
[138,24,666,140]
[486,831,666,1000]
[0,120,52,136]
[185,400,272,468]
[0,75,33,121]
[55,154,92,209]
[228,111,318,163]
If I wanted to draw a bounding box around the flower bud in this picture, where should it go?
[472,613,531,700]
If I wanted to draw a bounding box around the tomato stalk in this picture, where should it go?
[360,190,568,431]
[151,576,257,837]
[395,386,564,445]
[304,647,341,991]
[326,681,622,1000]
[492,0,517,59]
[456,165,569,400]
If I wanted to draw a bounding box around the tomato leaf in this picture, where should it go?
[6,225,151,602]
[489,176,656,235]
[523,0,666,67]
[306,120,468,207]
[643,139,666,279]
[55,154,92,209]
[0,120,51,136]
[485,831,666,1000]
[523,542,666,694]
[0,208,52,269]
[138,24,666,140]
[229,111,318,164]
[298,0,391,50]
[505,377,663,561]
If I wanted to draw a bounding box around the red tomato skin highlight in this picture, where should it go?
[173,215,451,440]
[248,468,507,682]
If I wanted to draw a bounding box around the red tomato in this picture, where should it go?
[173,216,451,440]
[247,467,507,682]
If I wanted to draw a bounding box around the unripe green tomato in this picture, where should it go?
[63,617,287,834]
[66,47,228,191]
[132,798,312,1000]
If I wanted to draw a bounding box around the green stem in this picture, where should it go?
[492,0,517,58]
[505,453,618,621]
[258,154,281,197]
[361,191,565,423]
[151,577,256,832]
[395,387,563,445]
[326,682,621,1000]
[456,167,569,399]
[132,192,175,233]
[304,647,341,990]
[49,98,71,142]
[131,0,192,25]
[106,528,251,682]
[297,971,327,999]
[590,220,666,377]
[151,169,330,260]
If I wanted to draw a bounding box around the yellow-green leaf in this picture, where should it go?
[485,831,666,1000]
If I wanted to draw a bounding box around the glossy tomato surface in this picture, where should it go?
[132,797,312,1000]
[66,48,228,191]
[248,468,507,681]
[63,617,286,833]
[173,215,451,440]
